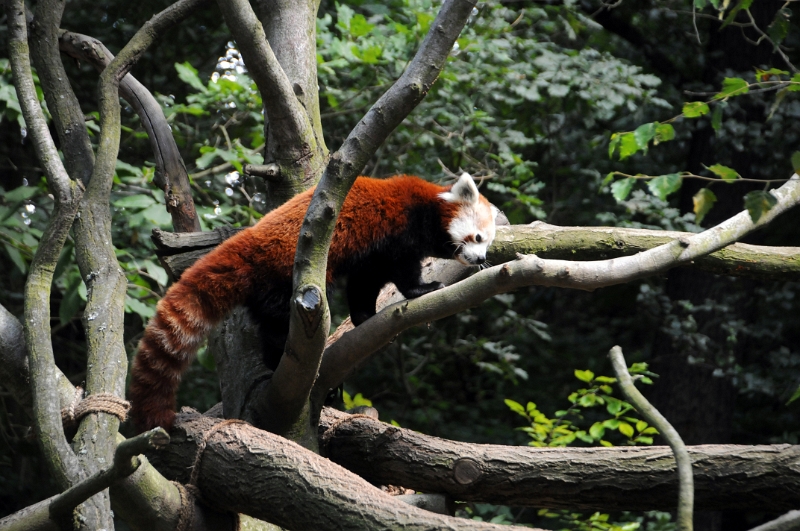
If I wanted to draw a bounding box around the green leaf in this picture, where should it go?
[605,396,622,415]
[349,14,375,37]
[708,163,740,182]
[504,398,526,414]
[756,67,789,83]
[574,369,594,383]
[744,190,778,223]
[786,385,800,405]
[603,418,620,429]
[641,427,659,435]
[594,376,617,384]
[3,243,26,274]
[3,185,40,203]
[634,436,654,444]
[113,194,157,209]
[647,173,682,201]
[589,422,605,439]
[636,420,648,432]
[767,8,791,45]
[608,134,621,159]
[611,178,635,202]
[789,73,800,92]
[711,105,723,133]
[601,172,615,188]
[693,188,717,225]
[639,376,654,385]
[618,133,639,160]
[683,101,710,118]
[694,0,707,8]
[196,345,216,371]
[790,151,800,173]
[618,421,635,438]
[654,123,675,144]
[144,260,169,287]
[714,77,749,100]
[633,122,657,151]
[125,296,156,320]
[175,62,207,93]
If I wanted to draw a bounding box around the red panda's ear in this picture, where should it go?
[440,172,479,204]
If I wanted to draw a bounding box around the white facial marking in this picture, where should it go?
[439,173,497,266]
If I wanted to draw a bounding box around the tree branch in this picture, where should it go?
[319,408,800,512]
[609,346,693,531]
[491,223,800,281]
[5,0,84,490]
[266,0,477,443]
[150,411,539,531]
[58,30,202,232]
[315,175,800,392]
[747,511,800,531]
[216,0,326,206]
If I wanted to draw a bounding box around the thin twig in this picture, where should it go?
[608,346,693,531]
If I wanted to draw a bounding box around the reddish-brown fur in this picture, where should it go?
[129,176,467,432]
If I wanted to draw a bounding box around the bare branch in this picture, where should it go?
[609,346,693,531]
[268,0,477,443]
[492,223,800,281]
[316,175,800,392]
[5,0,84,489]
[216,0,326,205]
[58,30,202,232]
[319,408,800,512]
[748,511,800,531]
[150,411,538,530]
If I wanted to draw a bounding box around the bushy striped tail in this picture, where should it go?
[129,246,253,432]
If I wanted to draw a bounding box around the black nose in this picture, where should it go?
[475,256,486,265]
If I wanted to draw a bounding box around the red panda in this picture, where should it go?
[129,173,498,432]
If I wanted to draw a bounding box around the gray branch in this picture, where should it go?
[149,411,538,531]
[609,346,693,531]
[58,30,202,232]
[270,0,477,445]
[315,175,800,393]
[319,408,800,512]
[748,511,800,531]
[5,0,84,490]
[216,0,326,207]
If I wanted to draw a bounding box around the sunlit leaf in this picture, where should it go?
[693,188,717,224]
[714,77,749,99]
[633,122,657,151]
[744,190,778,223]
[683,101,710,118]
[647,173,682,200]
[708,163,740,182]
[654,123,675,144]
[574,369,594,383]
[611,178,635,202]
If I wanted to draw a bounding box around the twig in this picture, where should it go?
[608,346,693,531]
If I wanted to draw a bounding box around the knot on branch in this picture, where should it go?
[295,285,324,337]
[320,413,373,457]
[60,386,130,428]
[453,457,483,485]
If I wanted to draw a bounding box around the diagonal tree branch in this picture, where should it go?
[216,0,326,206]
[264,0,478,443]
[314,175,800,393]
[58,30,202,232]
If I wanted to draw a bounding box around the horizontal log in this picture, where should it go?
[149,411,535,531]
[319,408,800,512]
[151,223,800,282]
[492,223,800,281]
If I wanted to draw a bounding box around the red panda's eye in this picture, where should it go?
[476,234,483,243]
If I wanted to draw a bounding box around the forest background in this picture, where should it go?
[1,0,799,529]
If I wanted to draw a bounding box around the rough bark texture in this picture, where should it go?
[319,409,800,512]
[58,30,202,232]
[149,411,536,531]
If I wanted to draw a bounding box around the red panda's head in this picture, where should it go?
[439,173,499,267]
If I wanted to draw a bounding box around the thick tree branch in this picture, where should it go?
[609,346,693,531]
[319,408,800,512]
[491,223,800,281]
[216,0,326,207]
[58,30,202,232]
[29,0,94,185]
[315,175,800,392]
[150,411,538,531]
[267,0,477,444]
[5,0,84,490]
[748,511,800,531]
